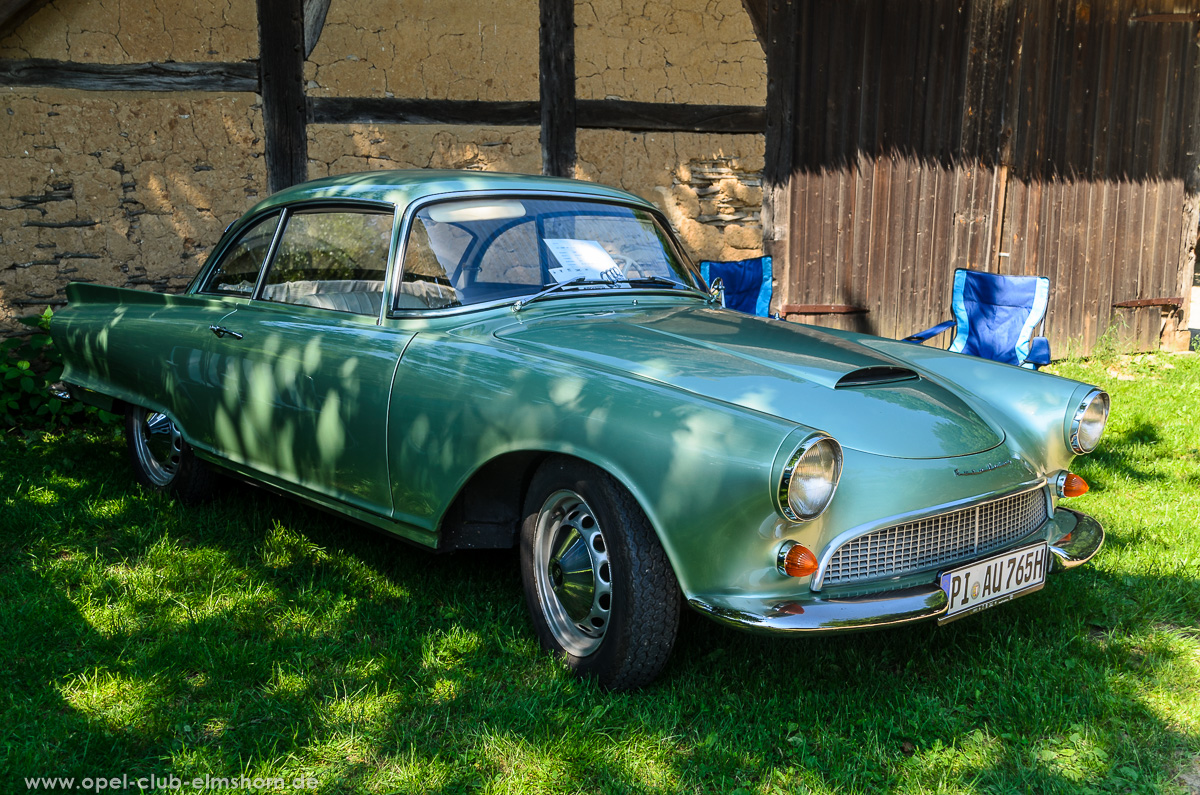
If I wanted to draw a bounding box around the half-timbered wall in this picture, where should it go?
[774,0,1200,353]
[0,0,767,333]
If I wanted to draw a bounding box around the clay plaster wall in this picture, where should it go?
[575,0,765,105]
[307,124,541,176]
[0,0,257,63]
[304,0,538,100]
[576,130,764,263]
[0,89,266,332]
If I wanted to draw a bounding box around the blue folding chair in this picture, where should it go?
[699,256,773,317]
[905,268,1052,369]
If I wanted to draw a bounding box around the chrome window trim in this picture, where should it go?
[191,209,284,297]
[1068,388,1109,454]
[810,478,1048,591]
[385,188,705,319]
[777,433,843,522]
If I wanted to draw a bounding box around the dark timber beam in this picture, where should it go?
[577,100,763,133]
[309,97,540,126]
[0,59,259,92]
[0,0,48,38]
[308,97,764,134]
[539,0,575,177]
[257,0,308,193]
[762,0,797,312]
[740,0,768,51]
[302,0,332,58]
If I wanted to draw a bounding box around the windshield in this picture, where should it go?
[394,197,701,311]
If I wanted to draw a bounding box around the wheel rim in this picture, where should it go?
[132,407,183,487]
[533,489,613,657]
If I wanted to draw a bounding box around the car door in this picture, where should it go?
[200,205,411,519]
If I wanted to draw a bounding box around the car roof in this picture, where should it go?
[247,169,656,216]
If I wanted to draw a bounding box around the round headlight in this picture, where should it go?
[779,435,843,521]
[1069,389,1110,454]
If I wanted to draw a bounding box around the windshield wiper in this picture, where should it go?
[624,275,683,288]
[512,278,619,313]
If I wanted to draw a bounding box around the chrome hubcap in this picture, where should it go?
[133,407,183,487]
[533,490,612,656]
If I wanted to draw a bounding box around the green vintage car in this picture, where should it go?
[51,170,1109,690]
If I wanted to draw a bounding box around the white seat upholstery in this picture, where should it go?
[262,280,385,316]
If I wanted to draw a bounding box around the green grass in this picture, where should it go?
[2,353,1198,794]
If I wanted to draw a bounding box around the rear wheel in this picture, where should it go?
[124,405,215,503]
[520,457,680,690]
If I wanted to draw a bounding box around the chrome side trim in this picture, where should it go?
[810,478,1047,591]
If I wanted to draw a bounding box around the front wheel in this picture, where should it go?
[520,457,680,690]
[124,405,215,503]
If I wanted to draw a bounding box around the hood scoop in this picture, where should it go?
[835,366,920,388]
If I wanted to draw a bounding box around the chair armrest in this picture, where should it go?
[903,319,955,344]
[1024,336,1051,368]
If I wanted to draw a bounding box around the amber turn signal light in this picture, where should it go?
[1061,473,1089,498]
[777,542,819,577]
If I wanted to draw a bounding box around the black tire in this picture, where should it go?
[519,456,681,690]
[124,405,216,504]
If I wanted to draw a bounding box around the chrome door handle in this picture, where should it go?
[209,325,243,340]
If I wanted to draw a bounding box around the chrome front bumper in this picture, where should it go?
[690,508,1103,634]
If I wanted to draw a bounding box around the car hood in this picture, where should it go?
[494,305,1004,459]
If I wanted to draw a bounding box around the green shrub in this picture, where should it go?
[0,307,115,432]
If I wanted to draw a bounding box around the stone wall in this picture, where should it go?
[576,130,765,263]
[0,89,266,331]
[304,0,538,100]
[0,0,257,62]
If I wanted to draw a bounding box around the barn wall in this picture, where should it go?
[779,0,1200,353]
[574,0,765,105]
[304,0,538,101]
[0,0,769,332]
[576,130,765,261]
[0,89,265,327]
[0,0,258,62]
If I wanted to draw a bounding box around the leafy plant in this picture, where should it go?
[0,307,114,432]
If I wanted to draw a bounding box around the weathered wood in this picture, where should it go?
[781,304,868,315]
[0,0,48,37]
[309,97,540,126]
[307,96,765,134]
[762,0,797,310]
[257,0,308,193]
[0,58,259,92]
[1112,297,1184,309]
[1132,13,1200,23]
[739,0,767,50]
[302,0,332,58]
[576,100,764,133]
[539,0,575,177]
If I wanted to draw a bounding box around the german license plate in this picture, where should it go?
[938,542,1048,624]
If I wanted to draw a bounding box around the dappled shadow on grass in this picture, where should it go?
[1,431,1197,793]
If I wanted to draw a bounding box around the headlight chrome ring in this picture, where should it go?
[1069,389,1110,454]
[778,434,843,522]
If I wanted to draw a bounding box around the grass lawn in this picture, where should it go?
[1,353,1198,794]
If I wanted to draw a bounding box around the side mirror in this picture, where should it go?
[707,276,725,308]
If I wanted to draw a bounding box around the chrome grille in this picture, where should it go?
[822,487,1049,587]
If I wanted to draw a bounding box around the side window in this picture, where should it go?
[259,209,393,316]
[396,218,467,310]
[200,213,280,295]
